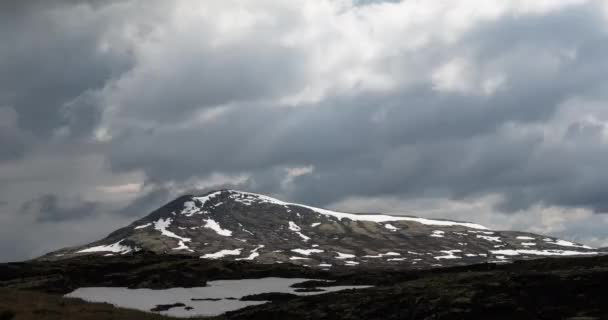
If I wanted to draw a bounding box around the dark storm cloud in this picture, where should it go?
[0,0,134,143]
[104,1,608,215]
[0,0,161,260]
[3,0,608,261]
[113,45,309,123]
[0,124,30,162]
[114,187,172,218]
[20,194,99,222]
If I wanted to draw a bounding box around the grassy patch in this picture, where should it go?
[0,288,205,320]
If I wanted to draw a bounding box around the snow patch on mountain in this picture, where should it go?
[182,201,201,216]
[363,252,400,258]
[203,219,233,236]
[544,239,593,249]
[236,245,264,261]
[516,236,535,240]
[291,248,324,256]
[335,252,356,259]
[289,221,302,231]
[173,241,193,252]
[476,235,501,242]
[154,218,191,242]
[491,249,599,256]
[430,230,445,238]
[387,257,407,261]
[134,223,152,230]
[288,221,310,241]
[435,250,462,260]
[202,249,243,259]
[384,224,398,231]
[290,256,311,260]
[77,240,135,254]
[193,191,222,210]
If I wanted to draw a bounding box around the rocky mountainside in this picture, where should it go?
[42,190,599,268]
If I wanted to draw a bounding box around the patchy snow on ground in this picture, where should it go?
[65,278,372,318]
[384,223,399,231]
[193,191,222,210]
[172,240,193,252]
[363,252,400,258]
[288,221,302,231]
[236,245,264,261]
[491,249,599,256]
[516,236,535,240]
[311,222,321,227]
[201,249,242,259]
[291,248,324,256]
[290,256,311,260]
[387,257,407,262]
[544,239,593,249]
[181,201,201,216]
[434,250,462,260]
[430,230,445,238]
[476,235,502,242]
[77,240,135,254]
[288,221,310,241]
[133,223,152,230]
[335,252,356,259]
[154,218,191,243]
[467,231,495,235]
[203,219,233,237]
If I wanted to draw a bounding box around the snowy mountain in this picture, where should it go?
[43,190,600,268]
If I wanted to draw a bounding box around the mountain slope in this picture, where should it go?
[42,190,599,268]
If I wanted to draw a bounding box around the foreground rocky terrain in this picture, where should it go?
[1,254,608,319]
[42,190,599,268]
[224,254,608,320]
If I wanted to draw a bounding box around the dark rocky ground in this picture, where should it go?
[224,256,608,320]
[1,252,608,319]
[0,288,180,320]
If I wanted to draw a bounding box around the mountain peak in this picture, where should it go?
[43,190,599,268]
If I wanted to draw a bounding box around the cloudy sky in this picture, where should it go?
[2,0,608,261]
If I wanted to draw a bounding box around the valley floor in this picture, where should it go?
[1,254,608,319]
[0,288,190,320]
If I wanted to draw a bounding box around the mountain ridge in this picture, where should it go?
[41,189,600,268]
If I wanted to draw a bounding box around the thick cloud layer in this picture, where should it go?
[2,0,608,261]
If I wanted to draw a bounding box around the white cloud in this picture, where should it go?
[101,0,595,124]
[96,183,142,194]
[282,165,315,188]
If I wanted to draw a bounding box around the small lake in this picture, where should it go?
[65,277,371,317]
